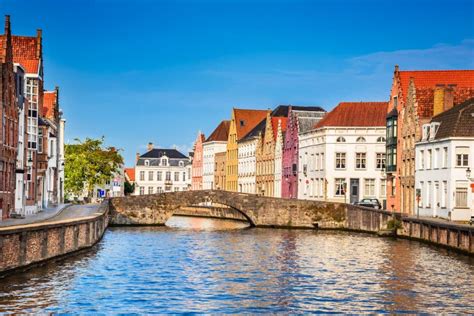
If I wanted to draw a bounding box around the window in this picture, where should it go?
[355,153,366,169]
[364,179,375,196]
[393,96,398,108]
[455,187,468,207]
[179,161,184,167]
[391,178,396,196]
[183,172,186,181]
[380,179,386,197]
[427,149,432,169]
[377,137,386,143]
[139,186,144,195]
[434,148,440,169]
[157,171,162,181]
[419,150,425,170]
[174,187,180,192]
[157,187,163,193]
[148,187,153,195]
[356,137,366,143]
[38,129,43,153]
[441,181,447,208]
[376,153,386,170]
[161,158,168,166]
[335,178,346,196]
[145,160,150,166]
[166,171,171,181]
[336,136,346,143]
[320,153,324,170]
[335,153,346,169]
[174,172,179,181]
[455,147,469,167]
[443,147,448,168]
[140,171,145,181]
[426,181,431,207]
[419,182,424,207]
[148,171,153,181]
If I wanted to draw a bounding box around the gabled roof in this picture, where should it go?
[124,168,135,182]
[431,97,474,139]
[315,102,388,128]
[205,120,230,142]
[140,148,188,159]
[271,117,288,140]
[11,35,41,74]
[233,108,267,140]
[43,90,56,120]
[398,70,474,101]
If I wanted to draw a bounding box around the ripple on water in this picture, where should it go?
[0,217,472,314]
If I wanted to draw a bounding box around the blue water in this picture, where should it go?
[0,216,472,314]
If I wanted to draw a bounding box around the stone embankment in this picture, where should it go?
[0,201,108,277]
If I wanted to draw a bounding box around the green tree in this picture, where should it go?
[124,180,135,195]
[65,137,124,198]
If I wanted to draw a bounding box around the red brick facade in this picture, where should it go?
[0,16,19,219]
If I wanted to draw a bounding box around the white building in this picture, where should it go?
[298,102,388,206]
[415,99,474,221]
[13,64,28,215]
[273,118,287,198]
[238,136,259,194]
[134,144,192,195]
[202,120,230,190]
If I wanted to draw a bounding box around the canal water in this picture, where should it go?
[0,216,472,314]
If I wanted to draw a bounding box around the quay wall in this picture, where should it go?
[0,201,109,277]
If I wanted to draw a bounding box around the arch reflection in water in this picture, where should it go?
[165,215,250,230]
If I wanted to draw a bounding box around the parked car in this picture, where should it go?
[355,198,382,209]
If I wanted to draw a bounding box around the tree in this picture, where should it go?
[124,180,135,195]
[65,137,124,198]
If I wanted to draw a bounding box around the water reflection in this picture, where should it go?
[165,215,250,230]
[0,218,472,314]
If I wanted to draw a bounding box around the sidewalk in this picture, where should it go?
[404,215,473,229]
[0,204,71,227]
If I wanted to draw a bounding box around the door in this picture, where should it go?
[350,178,359,204]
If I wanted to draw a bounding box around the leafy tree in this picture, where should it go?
[65,137,123,198]
[124,180,135,195]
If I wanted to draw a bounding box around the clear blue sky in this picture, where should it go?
[3,0,473,166]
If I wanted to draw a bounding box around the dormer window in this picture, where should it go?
[422,124,431,141]
[240,120,245,127]
[144,160,150,166]
[161,157,168,166]
[356,137,366,143]
[430,122,440,140]
[377,137,386,143]
[336,137,346,143]
[179,161,184,167]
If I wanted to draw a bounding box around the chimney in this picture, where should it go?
[394,64,399,73]
[4,15,10,34]
[443,85,455,112]
[147,142,154,151]
[433,84,445,116]
[135,152,140,163]
[36,29,42,60]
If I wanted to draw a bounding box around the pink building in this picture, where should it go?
[191,131,206,190]
[282,106,326,198]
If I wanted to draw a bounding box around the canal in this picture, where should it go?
[0,216,472,313]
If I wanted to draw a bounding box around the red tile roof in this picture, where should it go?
[43,91,56,119]
[0,35,42,74]
[398,70,474,101]
[124,168,135,182]
[315,102,388,128]
[234,109,268,139]
[206,120,230,142]
[271,117,288,140]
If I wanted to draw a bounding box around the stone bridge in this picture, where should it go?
[109,190,396,231]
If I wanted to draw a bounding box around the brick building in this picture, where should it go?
[0,16,19,219]
[385,66,474,214]
[191,131,205,190]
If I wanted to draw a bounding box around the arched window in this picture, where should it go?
[377,136,386,143]
[179,161,184,167]
[144,160,150,166]
[356,137,366,143]
[336,136,346,143]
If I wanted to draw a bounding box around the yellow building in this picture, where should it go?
[225,108,267,192]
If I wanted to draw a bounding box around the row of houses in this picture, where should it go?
[127,66,474,222]
[0,16,65,220]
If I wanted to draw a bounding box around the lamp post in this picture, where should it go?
[466,167,473,225]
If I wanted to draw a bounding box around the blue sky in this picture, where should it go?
[2,0,473,165]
